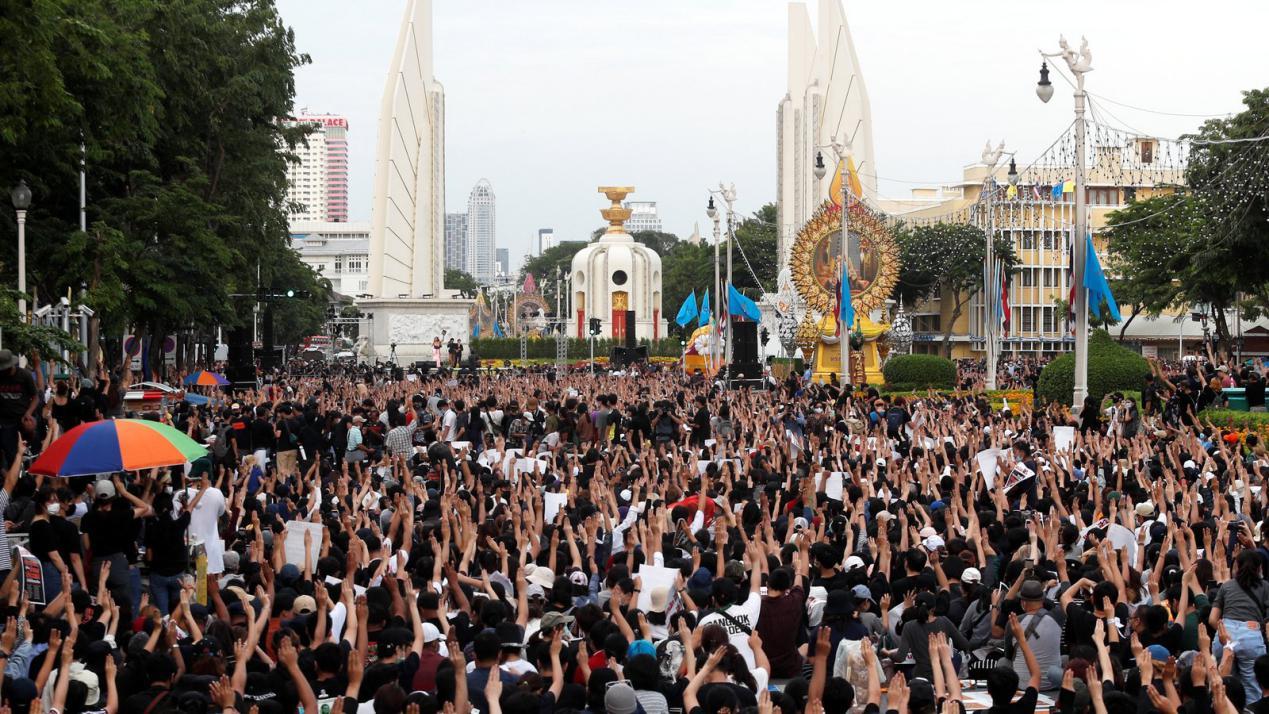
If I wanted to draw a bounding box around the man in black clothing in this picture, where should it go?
[690,395,711,447]
[251,404,277,467]
[1248,370,1266,413]
[229,403,254,463]
[0,350,36,469]
[274,402,302,477]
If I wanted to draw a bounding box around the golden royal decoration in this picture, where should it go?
[788,200,900,316]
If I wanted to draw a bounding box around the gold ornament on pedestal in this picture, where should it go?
[795,312,820,359]
[787,200,901,384]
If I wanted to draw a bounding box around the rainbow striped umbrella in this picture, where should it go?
[183,371,230,387]
[30,419,208,477]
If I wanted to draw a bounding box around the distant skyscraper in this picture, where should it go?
[444,212,468,272]
[283,113,350,223]
[623,201,662,233]
[466,179,496,284]
[538,228,555,255]
[496,248,509,278]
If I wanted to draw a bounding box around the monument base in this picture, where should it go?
[812,314,887,386]
[355,297,473,364]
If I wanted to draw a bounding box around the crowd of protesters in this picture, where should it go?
[0,344,1265,714]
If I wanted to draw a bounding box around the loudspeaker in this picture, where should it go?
[414,360,437,372]
[260,307,276,371]
[731,321,758,365]
[226,326,254,385]
[466,354,480,371]
[625,310,637,348]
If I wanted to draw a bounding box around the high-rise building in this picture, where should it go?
[367,0,445,298]
[444,213,468,272]
[290,221,371,296]
[283,113,350,223]
[776,0,878,273]
[466,179,496,284]
[538,228,555,255]
[623,201,662,233]
[495,248,509,279]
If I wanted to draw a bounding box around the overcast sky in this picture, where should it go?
[275,0,1268,270]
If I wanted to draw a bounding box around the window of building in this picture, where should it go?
[1087,187,1118,206]
[1021,233,1035,250]
[334,257,342,274]
[1042,306,1055,332]
[1042,231,1056,250]
[348,257,363,273]
[1022,269,1035,287]
[1021,307,1035,332]
[914,315,941,332]
[1139,140,1155,164]
[1123,187,1137,203]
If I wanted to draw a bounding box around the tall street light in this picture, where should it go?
[706,196,720,372]
[10,180,31,323]
[1038,37,1093,409]
[980,142,1016,390]
[719,182,737,382]
[814,134,853,384]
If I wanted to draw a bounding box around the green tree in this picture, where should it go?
[520,242,589,316]
[661,242,714,336]
[732,203,779,297]
[444,268,479,297]
[1103,194,1198,340]
[894,222,1016,357]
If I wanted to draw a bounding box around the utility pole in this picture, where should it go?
[707,197,721,373]
[1038,37,1092,409]
[980,141,1014,391]
[815,136,853,384]
[721,183,737,382]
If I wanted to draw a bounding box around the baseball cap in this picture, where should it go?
[539,611,574,631]
[526,583,546,600]
[526,566,555,590]
[605,682,638,714]
[292,595,317,615]
[94,480,116,500]
[851,584,874,603]
[1146,644,1171,661]
[627,639,656,659]
[922,535,946,551]
[961,567,983,584]
[844,555,866,572]
[422,623,443,643]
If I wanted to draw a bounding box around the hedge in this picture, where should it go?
[1036,330,1148,406]
[883,354,957,390]
[467,337,682,361]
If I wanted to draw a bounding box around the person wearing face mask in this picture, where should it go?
[28,486,72,601]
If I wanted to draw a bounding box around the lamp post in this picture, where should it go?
[1038,37,1093,409]
[707,196,720,373]
[719,182,737,382]
[814,135,853,384]
[10,181,31,323]
[980,143,1015,390]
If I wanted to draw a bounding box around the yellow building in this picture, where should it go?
[877,137,1186,359]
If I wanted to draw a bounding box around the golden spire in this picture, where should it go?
[598,186,635,233]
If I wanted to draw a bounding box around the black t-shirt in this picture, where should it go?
[0,368,35,425]
[145,512,191,576]
[986,685,1038,714]
[231,416,253,452]
[52,515,81,561]
[1063,601,1129,655]
[251,418,276,451]
[28,518,59,560]
[82,501,137,558]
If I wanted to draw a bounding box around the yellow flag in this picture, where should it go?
[829,157,864,205]
[1062,179,1075,194]
[1005,184,1018,200]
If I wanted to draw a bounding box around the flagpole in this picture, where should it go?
[722,183,736,382]
[708,197,721,375]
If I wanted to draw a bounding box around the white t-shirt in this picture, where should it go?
[697,591,762,670]
[442,409,458,441]
[177,486,227,574]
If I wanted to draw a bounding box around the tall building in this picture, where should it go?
[444,212,468,272]
[538,228,555,255]
[367,0,445,298]
[623,201,662,233]
[776,0,878,272]
[495,248,509,279]
[466,179,496,284]
[282,113,350,223]
[290,221,371,296]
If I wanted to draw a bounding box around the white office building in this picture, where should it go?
[538,228,555,255]
[623,201,662,233]
[290,221,371,296]
[466,179,496,284]
[444,212,468,272]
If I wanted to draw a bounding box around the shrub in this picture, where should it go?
[1036,330,1148,406]
[467,337,681,361]
[883,354,956,390]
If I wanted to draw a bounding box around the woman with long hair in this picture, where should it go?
[1210,548,1269,704]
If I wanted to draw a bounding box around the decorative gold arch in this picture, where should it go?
[512,293,548,334]
[789,200,899,315]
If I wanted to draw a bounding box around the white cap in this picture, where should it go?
[922,535,946,551]
[961,567,982,584]
[919,526,937,539]
[1183,459,1197,470]
[844,555,866,572]
[422,622,443,643]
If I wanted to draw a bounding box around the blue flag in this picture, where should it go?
[675,290,699,328]
[838,261,855,334]
[493,321,505,337]
[699,288,712,327]
[727,283,762,322]
[1082,234,1121,321]
[1050,182,1064,200]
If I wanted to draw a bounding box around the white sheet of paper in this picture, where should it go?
[825,473,844,501]
[284,520,324,573]
[977,449,1003,489]
[544,492,569,524]
[704,439,717,448]
[406,373,418,382]
[696,460,712,475]
[450,441,472,452]
[635,564,680,612]
[1053,426,1075,453]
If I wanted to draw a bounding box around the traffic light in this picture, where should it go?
[588,318,601,336]
[286,289,295,298]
